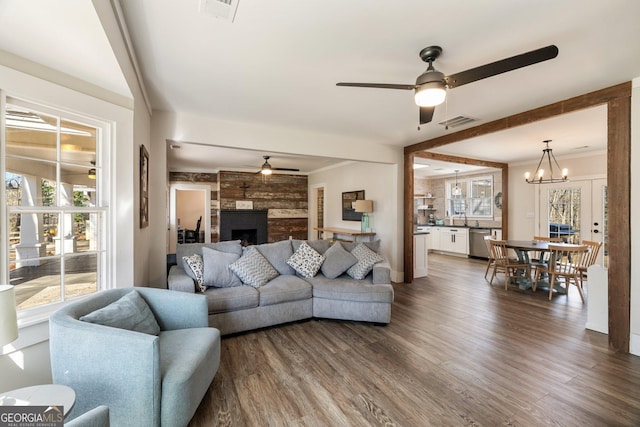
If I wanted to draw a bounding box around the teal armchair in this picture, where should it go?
[50,287,220,427]
[65,405,109,427]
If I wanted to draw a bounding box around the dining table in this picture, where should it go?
[504,240,584,291]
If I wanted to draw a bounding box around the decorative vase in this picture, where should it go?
[361,213,369,232]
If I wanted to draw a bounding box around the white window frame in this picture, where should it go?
[2,95,111,327]
[445,175,494,219]
[468,175,494,218]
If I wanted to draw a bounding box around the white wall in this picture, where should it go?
[630,77,640,355]
[508,152,606,240]
[176,190,204,230]
[92,0,155,288]
[308,162,403,281]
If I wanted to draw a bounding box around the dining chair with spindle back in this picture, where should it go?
[531,236,563,262]
[483,235,496,279]
[489,239,531,291]
[533,244,588,302]
[577,240,602,285]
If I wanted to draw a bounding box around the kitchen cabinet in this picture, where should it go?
[413,233,429,278]
[439,228,469,255]
[427,226,440,251]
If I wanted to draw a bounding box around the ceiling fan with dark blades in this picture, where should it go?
[337,44,558,125]
[256,155,300,175]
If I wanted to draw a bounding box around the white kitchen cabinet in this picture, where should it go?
[413,233,429,278]
[428,226,440,251]
[439,228,469,255]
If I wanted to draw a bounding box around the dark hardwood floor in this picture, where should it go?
[189,253,640,426]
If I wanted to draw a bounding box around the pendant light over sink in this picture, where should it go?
[452,170,462,196]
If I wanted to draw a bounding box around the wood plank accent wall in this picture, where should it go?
[403,82,632,352]
[219,172,308,242]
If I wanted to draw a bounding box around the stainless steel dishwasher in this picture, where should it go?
[469,228,492,258]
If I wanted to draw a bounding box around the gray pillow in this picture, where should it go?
[341,240,381,253]
[321,241,358,279]
[287,241,325,279]
[177,240,243,271]
[256,240,295,275]
[202,246,242,288]
[346,243,385,280]
[229,246,279,288]
[292,239,331,254]
[80,291,160,335]
[207,240,244,256]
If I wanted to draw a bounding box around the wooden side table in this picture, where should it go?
[0,384,75,416]
[313,227,376,242]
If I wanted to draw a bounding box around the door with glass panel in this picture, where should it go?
[538,178,607,267]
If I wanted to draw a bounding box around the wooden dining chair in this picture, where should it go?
[533,244,588,302]
[530,236,563,263]
[483,235,496,279]
[577,240,603,285]
[489,240,531,290]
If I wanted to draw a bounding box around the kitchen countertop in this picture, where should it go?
[415,225,501,230]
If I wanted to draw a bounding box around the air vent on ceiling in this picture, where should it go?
[438,115,477,129]
[199,0,239,22]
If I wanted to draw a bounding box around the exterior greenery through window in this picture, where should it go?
[446,175,494,219]
[4,97,106,311]
[547,187,581,244]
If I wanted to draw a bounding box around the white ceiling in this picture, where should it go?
[1,1,638,175]
[0,0,130,99]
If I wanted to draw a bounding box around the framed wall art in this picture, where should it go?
[140,144,149,228]
[342,190,365,221]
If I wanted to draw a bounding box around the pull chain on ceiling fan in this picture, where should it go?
[337,44,559,125]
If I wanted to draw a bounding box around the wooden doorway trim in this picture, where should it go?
[403,82,631,352]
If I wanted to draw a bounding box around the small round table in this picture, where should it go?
[0,384,75,416]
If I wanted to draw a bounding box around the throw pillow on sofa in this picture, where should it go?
[346,243,385,280]
[202,246,242,288]
[183,254,205,292]
[256,240,295,275]
[321,241,358,279]
[287,241,325,278]
[292,239,331,254]
[80,290,160,335]
[229,246,279,288]
[342,239,381,254]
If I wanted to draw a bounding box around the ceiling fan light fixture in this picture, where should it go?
[88,168,96,180]
[260,156,273,175]
[414,82,446,107]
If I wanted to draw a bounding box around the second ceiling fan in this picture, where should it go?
[337,44,559,125]
[257,155,300,175]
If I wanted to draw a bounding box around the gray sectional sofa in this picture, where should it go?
[168,239,394,335]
